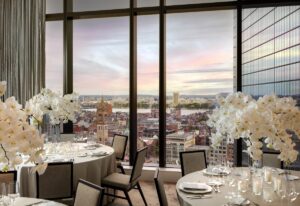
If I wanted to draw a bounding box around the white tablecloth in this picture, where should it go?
[14,197,66,206]
[19,143,116,197]
[176,167,300,206]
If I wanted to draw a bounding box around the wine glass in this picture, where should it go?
[7,182,20,205]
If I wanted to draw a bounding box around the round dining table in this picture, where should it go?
[176,167,300,206]
[14,197,67,206]
[18,142,116,197]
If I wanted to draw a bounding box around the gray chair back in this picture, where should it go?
[130,147,147,183]
[0,171,17,193]
[112,134,128,160]
[36,162,73,199]
[180,150,207,176]
[154,168,168,206]
[0,171,17,184]
[262,152,283,168]
[74,179,103,206]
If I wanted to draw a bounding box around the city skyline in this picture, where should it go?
[46,10,234,96]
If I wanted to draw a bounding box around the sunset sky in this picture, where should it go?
[46,7,234,96]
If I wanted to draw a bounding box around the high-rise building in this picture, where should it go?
[173,92,179,107]
[241,6,300,168]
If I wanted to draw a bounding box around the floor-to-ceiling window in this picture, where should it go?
[45,22,63,91]
[241,5,300,168]
[45,0,300,167]
[166,11,234,167]
[73,17,130,161]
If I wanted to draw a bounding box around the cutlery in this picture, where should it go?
[25,200,48,206]
[186,195,212,199]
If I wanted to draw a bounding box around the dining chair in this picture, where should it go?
[74,179,104,206]
[101,147,148,206]
[36,162,73,200]
[112,134,128,174]
[180,150,207,176]
[0,170,17,193]
[154,168,168,206]
[262,151,283,168]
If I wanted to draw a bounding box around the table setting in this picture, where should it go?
[176,165,300,206]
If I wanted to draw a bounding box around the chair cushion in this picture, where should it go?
[102,173,131,190]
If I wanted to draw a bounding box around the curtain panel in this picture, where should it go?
[0,0,45,105]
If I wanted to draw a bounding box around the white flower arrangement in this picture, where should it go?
[0,81,46,174]
[25,88,80,125]
[207,92,300,164]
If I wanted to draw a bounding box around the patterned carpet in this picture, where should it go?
[109,181,180,206]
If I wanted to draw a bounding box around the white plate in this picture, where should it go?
[178,183,212,194]
[203,169,230,176]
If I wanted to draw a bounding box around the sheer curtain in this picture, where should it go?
[0,0,45,104]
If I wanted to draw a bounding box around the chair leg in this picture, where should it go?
[137,182,147,206]
[118,165,126,174]
[124,190,133,206]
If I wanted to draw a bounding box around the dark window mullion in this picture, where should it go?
[129,0,137,166]
[159,0,166,168]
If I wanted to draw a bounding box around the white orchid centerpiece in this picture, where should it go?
[207,92,300,164]
[25,88,80,125]
[0,81,46,174]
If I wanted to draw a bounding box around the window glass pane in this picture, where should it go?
[166,11,234,167]
[167,0,235,5]
[73,18,130,162]
[46,0,63,14]
[74,0,129,12]
[241,6,300,169]
[137,15,159,166]
[45,21,63,91]
[138,0,158,7]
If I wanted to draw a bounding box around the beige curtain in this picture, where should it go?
[0,0,45,105]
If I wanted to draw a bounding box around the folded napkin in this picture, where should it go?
[229,196,249,205]
[284,175,300,181]
[181,182,208,190]
[91,151,108,157]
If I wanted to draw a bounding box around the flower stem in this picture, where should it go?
[0,144,10,165]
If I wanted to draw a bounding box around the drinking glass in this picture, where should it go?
[263,167,272,184]
[263,183,274,203]
[277,176,287,200]
[287,181,298,202]
[252,174,263,196]
[7,182,20,205]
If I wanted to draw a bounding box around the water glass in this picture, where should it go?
[252,175,263,196]
[7,182,20,205]
[263,167,272,183]
[237,179,249,193]
[263,183,274,203]
[287,181,299,202]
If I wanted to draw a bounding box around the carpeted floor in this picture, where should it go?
[110,181,180,206]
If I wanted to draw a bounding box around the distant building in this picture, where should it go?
[208,138,234,164]
[166,131,195,165]
[173,92,179,107]
[96,97,112,144]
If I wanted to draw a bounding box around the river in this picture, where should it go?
[83,108,209,115]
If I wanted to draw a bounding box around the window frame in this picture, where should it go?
[45,0,300,167]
